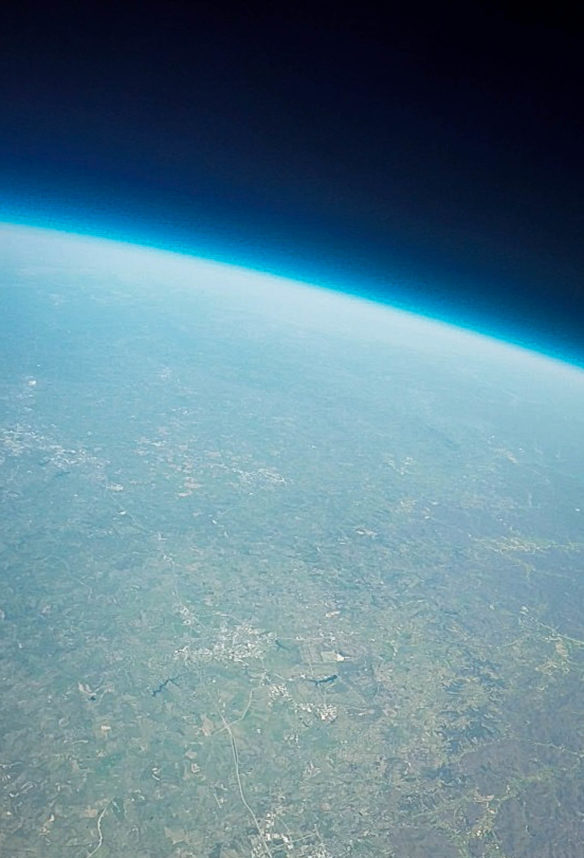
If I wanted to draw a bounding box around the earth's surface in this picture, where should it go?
[1,223,584,858]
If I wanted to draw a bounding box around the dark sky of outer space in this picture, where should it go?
[2,2,583,360]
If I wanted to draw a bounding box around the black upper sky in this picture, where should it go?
[2,2,583,359]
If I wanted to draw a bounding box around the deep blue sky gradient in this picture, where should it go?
[2,2,583,359]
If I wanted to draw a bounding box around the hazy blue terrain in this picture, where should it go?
[1,225,584,857]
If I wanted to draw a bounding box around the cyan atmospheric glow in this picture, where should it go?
[2,220,583,376]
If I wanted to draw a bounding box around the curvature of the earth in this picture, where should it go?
[1,223,584,858]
